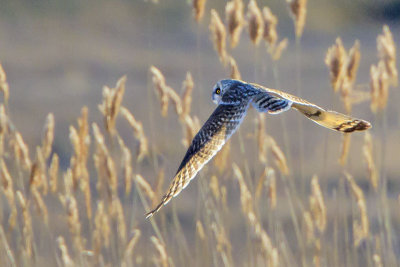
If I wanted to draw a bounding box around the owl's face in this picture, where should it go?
[212,79,257,105]
[212,82,224,104]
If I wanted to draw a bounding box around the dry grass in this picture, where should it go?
[247,0,263,46]
[0,1,399,267]
[286,0,307,38]
[209,9,227,65]
[225,0,244,48]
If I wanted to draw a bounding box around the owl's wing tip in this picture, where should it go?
[351,119,372,132]
[335,119,372,133]
[145,211,154,219]
[145,203,162,219]
[363,120,372,130]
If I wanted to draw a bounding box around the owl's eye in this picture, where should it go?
[216,88,221,95]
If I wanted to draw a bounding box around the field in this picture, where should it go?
[0,0,399,266]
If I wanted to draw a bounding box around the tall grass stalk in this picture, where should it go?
[295,37,306,192]
[271,59,307,266]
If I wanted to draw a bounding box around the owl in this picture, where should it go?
[146,79,371,218]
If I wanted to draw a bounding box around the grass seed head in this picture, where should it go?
[0,105,8,137]
[123,229,141,265]
[92,122,117,196]
[136,174,155,203]
[119,138,133,196]
[92,123,108,182]
[262,7,278,48]
[0,105,7,156]
[211,222,233,265]
[14,132,32,170]
[209,175,220,201]
[373,254,383,267]
[49,153,59,193]
[267,136,289,175]
[196,220,206,240]
[69,107,91,193]
[256,113,267,163]
[30,146,48,194]
[17,191,33,258]
[225,0,244,48]
[255,167,268,200]
[221,186,228,208]
[150,66,169,117]
[63,169,74,197]
[0,63,9,105]
[286,0,307,38]
[0,159,17,229]
[41,113,54,160]
[228,56,242,80]
[247,0,263,46]
[269,248,279,267]
[345,172,369,247]
[31,187,48,225]
[267,169,276,209]
[57,236,75,267]
[75,107,91,169]
[60,195,83,252]
[345,40,361,86]
[325,38,346,93]
[0,134,3,157]
[150,236,169,267]
[310,175,326,232]
[154,168,165,207]
[271,38,288,61]
[377,25,397,86]
[105,154,117,196]
[340,40,361,113]
[233,163,256,223]
[303,211,314,243]
[370,62,389,112]
[181,115,200,148]
[68,112,92,217]
[210,9,227,64]
[111,196,127,245]
[166,86,183,116]
[98,76,126,134]
[256,168,276,209]
[120,107,149,162]
[181,72,194,119]
[193,0,207,22]
[93,201,110,254]
[363,132,378,190]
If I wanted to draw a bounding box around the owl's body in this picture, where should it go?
[146,79,371,218]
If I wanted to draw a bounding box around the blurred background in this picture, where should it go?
[1,0,398,166]
[0,0,399,266]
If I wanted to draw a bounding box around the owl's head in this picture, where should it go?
[212,79,256,105]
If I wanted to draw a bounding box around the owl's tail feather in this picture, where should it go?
[292,103,371,133]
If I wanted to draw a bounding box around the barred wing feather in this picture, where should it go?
[146,102,250,218]
[250,83,371,132]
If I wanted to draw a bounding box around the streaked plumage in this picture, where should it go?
[146,79,371,218]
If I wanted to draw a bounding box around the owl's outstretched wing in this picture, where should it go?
[250,83,371,132]
[146,102,250,218]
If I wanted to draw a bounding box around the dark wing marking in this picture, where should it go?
[249,83,371,132]
[146,102,250,218]
[252,92,292,114]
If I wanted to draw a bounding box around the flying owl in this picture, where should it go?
[146,79,371,218]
